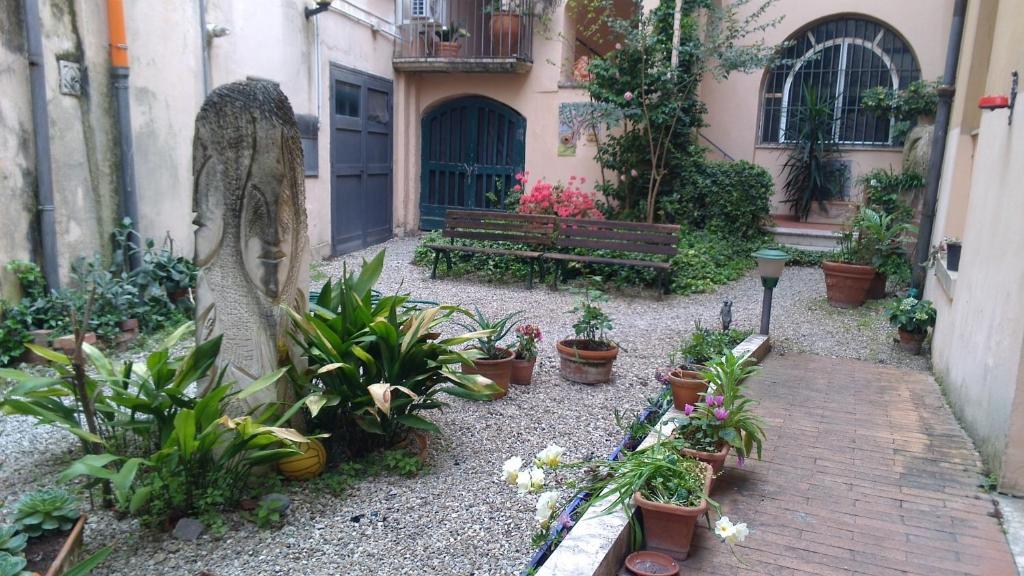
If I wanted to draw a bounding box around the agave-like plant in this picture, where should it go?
[781,86,846,221]
[454,307,524,359]
[0,527,26,556]
[13,488,81,538]
[288,250,501,454]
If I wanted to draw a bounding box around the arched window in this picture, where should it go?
[760,17,920,146]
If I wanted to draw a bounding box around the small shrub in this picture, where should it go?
[516,173,603,219]
[674,322,752,365]
[662,160,773,240]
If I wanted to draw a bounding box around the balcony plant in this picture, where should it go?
[668,351,764,486]
[434,22,469,58]
[456,307,524,398]
[485,0,523,57]
[885,296,936,355]
[556,284,618,384]
[511,324,542,385]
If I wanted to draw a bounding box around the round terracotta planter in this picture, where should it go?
[822,261,876,308]
[624,550,679,576]
[633,462,712,560]
[436,41,461,58]
[489,12,521,56]
[462,348,515,399]
[898,329,926,355]
[667,369,708,410]
[510,357,537,385]
[556,339,618,384]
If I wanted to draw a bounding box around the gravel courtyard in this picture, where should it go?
[0,236,929,576]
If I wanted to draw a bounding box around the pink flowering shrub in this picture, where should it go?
[515,173,603,219]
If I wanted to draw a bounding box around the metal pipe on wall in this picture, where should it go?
[22,0,61,290]
[107,0,141,269]
[199,0,211,95]
[912,0,967,291]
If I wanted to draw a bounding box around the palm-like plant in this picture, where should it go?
[781,86,845,221]
[288,250,501,455]
[455,307,523,360]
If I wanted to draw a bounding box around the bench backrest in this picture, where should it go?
[553,217,680,257]
[443,210,557,246]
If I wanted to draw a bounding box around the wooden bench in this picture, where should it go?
[543,218,681,293]
[426,210,556,288]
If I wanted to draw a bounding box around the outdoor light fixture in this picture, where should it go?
[978,71,1018,125]
[753,248,790,335]
[306,0,333,19]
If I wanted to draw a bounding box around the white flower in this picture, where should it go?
[535,491,560,528]
[715,516,749,544]
[502,456,523,486]
[534,444,564,468]
[517,466,545,493]
[870,179,879,187]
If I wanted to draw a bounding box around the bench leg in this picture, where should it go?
[659,269,670,297]
[549,261,561,291]
[526,260,534,290]
[431,251,441,280]
[443,252,453,275]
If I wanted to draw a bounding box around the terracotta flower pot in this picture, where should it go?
[489,12,521,56]
[667,369,708,410]
[624,550,679,576]
[682,443,731,492]
[866,272,887,300]
[556,339,618,384]
[436,41,461,58]
[633,462,712,561]
[510,357,537,385]
[898,329,926,355]
[822,261,876,308]
[462,347,515,399]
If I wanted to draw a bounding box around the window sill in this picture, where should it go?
[755,144,905,153]
[936,256,957,300]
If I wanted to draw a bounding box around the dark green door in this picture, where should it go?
[419,97,526,230]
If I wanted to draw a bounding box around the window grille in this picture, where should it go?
[760,17,921,146]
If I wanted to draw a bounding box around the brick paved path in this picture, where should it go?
[680,353,1016,576]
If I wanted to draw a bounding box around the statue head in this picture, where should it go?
[192,79,306,302]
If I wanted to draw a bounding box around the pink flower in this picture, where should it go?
[623,91,634,102]
[630,169,638,177]
[614,43,622,50]
[683,404,695,416]
[714,408,729,421]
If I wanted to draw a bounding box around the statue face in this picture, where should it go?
[240,128,297,301]
[193,146,225,268]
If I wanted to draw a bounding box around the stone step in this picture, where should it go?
[766,225,841,251]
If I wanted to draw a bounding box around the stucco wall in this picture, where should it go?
[699,0,955,210]
[924,0,1024,492]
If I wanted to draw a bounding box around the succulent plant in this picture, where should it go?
[13,488,81,538]
[0,527,26,556]
[0,552,28,576]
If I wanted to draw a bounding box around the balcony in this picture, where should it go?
[393,0,534,73]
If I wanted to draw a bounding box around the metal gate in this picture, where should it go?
[330,65,393,255]
[419,97,526,230]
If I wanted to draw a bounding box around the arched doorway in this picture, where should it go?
[419,96,526,230]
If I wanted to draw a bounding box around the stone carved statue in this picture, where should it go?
[191,79,309,413]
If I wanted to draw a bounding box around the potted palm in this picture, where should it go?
[486,0,523,57]
[886,296,936,355]
[781,87,846,222]
[434,22,469,58]
[457,307,523,398]
[556,286,618,384]
[823,208,913,308]
[510,324,542,385]
[668,351,765,489]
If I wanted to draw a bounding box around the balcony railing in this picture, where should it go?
[394,0,534,73]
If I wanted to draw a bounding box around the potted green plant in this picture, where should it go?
[885,296,936,355]
[510,324,542,385]
[8,488,90,575]
[781,87,846,222]
[456,307,523,398]
[556,285,618,384]
[669,351,764,488]
[665,323,751,409]
[823,207,913,308]
[434,22,469,58]
[486,0,522,57]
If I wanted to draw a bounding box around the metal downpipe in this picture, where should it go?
[911,0,968,291]
[108,0,141,269]
[22,0,61,290]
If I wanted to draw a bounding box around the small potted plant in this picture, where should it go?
[668,351,764,489]
[434,22,469,58]
[10,488,90,575]
[665,322,751,409]
[511,324,542,385]
[556,285,618,384]
[486,0,523,57]
[886,296,936,355]
[457,307,523,398]
[945,237,962,272]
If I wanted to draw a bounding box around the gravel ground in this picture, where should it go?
[0,235,928,576]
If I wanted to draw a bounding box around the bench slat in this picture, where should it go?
[444,219,555,234]
[557,217,681,234]
[541,252,672,269]
[426,244,543,259]
[554,237,678,255]
[446,210,556,225]
[444,230,555,245]
[557,226,678,245]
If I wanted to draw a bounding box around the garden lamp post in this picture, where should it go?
[753,248,790,335]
